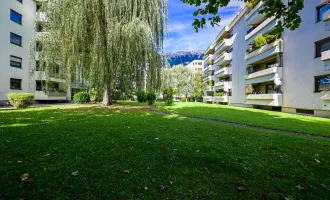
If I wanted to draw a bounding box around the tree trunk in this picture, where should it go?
[102,83,112,106]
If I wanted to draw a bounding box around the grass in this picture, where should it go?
[1,104,330,199]
[154,102,330,137]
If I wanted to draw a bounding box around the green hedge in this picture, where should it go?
[146,92,156,105]
[7,93,34,108]
[73,92,90,104]
[136,91,147,103]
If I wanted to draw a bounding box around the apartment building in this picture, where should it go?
[203,0,330,117]
[186,60,204,75]
[0,0,86,104]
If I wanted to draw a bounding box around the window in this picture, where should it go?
[36,81,42,91]
[10,56,22,68]
[10,78,22,90]
[317,3,330,22]
[10,10,22,25]
[36,41,42,51]
[315,37,330,58]
[266,61,277,69]
[315,75,330,92]
[266,84,275,94]
[10,33,22,46]
[17,0,22,3]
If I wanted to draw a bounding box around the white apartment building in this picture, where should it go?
[0,0,86,104]
[186,60,204,75]
[203,0,330,117]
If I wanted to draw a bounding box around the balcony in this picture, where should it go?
[215,67,232,78]
[246,1,264,25]
[245,68,281,85]
[35,71,65,83]
[214,53,232,66]
[245,40,283,65]
[35,91,67,100]
[245,17,277,44]
[204,45,215,57]
[214,81,232,91]
[203,96,214,103]
[214,96,231,103]
[36,12,47,22]
[214,37,234,55]
[321,50,330,61]
[245,93,283,106]
[204,86,214,91]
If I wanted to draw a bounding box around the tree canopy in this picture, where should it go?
[181,0,304,32]
[31,0,167,106]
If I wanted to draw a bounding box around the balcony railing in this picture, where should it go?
[245,39,282,65]
[214,52,232,66]
[245,1,263,22]
[36,12,47,22]
[245,93,283,106]
[215,67,232,78]
[323,9,330,22]
[322,50,330,61]
[214,37,234,55]
[245,16,277,43]
[214,96,231,103]
[245,67,280,80]
[203,96,214,102]
[35,91,67,100]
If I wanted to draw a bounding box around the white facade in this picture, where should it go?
[0,0,36,102]
[203,0,330,117]
[186,60,204,75]
[0,0,83,103]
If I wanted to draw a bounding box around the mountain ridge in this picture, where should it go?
[165,50,204,67]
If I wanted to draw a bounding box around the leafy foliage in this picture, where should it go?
[163,87,175,106]
[193,72,204,102]
[146,92,157,105]
[89,88,103,103]
[136,91,147,103]
[254,34,267,48]
[31,0,167,106]
[6,93,34,108]
[171,65,194,97]
[181,0,304,32]
[73,92,90,104]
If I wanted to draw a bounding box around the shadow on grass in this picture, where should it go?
[1,106,330,199]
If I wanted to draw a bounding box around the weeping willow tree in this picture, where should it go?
[30,0,167,106]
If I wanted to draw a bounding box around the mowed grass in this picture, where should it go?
[155,102,330,137]
[1,105,330,199]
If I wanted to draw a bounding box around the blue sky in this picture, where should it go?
[165,0,244,53]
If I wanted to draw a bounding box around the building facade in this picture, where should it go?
[0,0,86,104]
[186,60,204,75]
[203,0,330,117]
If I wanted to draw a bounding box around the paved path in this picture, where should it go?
[148,110,330,141]
[0,102,74,110]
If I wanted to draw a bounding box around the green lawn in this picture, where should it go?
[1,105,330,199]
[156,102,330,137]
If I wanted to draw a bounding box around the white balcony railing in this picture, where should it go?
[214,37,234,55]
[323,9,330,22]
[215,67,232,78]
[35,91,67,100]
[245,39,283,65]
[245,16,276,42]
[214,52,232,66]
[203,96,214,102]
[245,93,283,106]
[245,67,280,80]
[36,12,47,22]
[214,96,231,103]
[245,1,264,22]
[214,81,232,91]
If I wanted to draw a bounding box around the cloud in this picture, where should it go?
[165,0,245,52]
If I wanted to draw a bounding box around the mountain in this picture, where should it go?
[165,50,204,67]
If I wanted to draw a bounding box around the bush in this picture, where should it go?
[254,34,267,48]
[89,88,102,103]
[146,92,156,105]
[136,91,147,103]
[264,34,278,44]
[163,87,174,106]
[73,92,90,104]
[180,97,186,102]
[7,93,34,108]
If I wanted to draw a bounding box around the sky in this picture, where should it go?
[165,0,245,53]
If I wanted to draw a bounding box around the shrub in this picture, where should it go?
[73,92,90,104]
[180,97,186,102]
[208,80,214,86]
[254,34,267,48]
[136,91,147,103]
[89,88,103,103]
[264,34,278,44]
[146,92,156,105]
[246,0,259,9]
[163,87,174,106]
[7,93,34,108]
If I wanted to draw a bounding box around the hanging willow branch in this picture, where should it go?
[30,0,167,105]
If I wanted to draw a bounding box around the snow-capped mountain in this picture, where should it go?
[165,50,204,67]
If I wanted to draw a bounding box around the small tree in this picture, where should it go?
[254,34,267,48]
[146,92,156,105]
[246,84,254,95]
[193,72,204,102]
[163,87,174,106]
